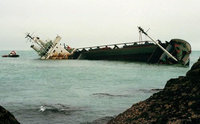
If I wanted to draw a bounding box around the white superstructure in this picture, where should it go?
[26,34,74,59]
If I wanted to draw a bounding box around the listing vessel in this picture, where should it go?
[26,27,191,66]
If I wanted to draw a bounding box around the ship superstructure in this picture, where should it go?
[26,34,74,59]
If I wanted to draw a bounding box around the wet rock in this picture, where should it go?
[186,57,200,79]
[108,58,200,124]
[0,105,20,124]
[84,116,114,124]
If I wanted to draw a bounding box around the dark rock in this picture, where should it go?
[0,106,20,124]
[186,57,200,78]
[108,58,200,124]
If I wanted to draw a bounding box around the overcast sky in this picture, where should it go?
[0,0,200,50]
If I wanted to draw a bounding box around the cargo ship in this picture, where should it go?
[26,27,191,66]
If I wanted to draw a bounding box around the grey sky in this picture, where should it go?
[0,0,200,50]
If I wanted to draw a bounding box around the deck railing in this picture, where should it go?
[75,40,154,51]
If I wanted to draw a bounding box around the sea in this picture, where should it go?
[0,50,199,124]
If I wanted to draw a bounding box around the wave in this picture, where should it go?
[38,103,83,115]
[138,88,163,93]
[13,103,83,116]
[92,93,130,97]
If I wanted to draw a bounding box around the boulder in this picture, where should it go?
[0,106,20,124]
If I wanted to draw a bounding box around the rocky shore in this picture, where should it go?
[0,106,20,124]
[108,58,200,124]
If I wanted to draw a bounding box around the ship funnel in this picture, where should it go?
[53,36,61,44]
[35,37,46,47]
[39,39,46,47]
[31,45,40,53]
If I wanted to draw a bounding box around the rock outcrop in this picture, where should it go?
[108,58,200,124]
[0,105,20,124]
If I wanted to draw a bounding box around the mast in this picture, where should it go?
[25,33,44,48]
[138,26,178,62]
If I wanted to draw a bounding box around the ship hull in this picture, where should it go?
[71,39,191,66]
[77,44,158,62]
[2,55,19,57]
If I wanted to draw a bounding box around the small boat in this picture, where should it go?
[2,51,20,57]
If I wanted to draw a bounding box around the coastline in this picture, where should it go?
[108,57,200,123]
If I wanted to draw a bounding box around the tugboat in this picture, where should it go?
[26,27,191,66]
[2,51,20,58]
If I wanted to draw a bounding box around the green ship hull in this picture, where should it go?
[77,44,157,62]
[71,39,191,66]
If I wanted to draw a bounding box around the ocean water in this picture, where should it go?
[0,50,199,124]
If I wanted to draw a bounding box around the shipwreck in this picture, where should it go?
[26,27,191,66]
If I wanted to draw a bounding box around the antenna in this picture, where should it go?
[25,32,34,43]
[138,28,143,41]
[138,26,150,41]
[146,28,150,33]
[25,32,44,48]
